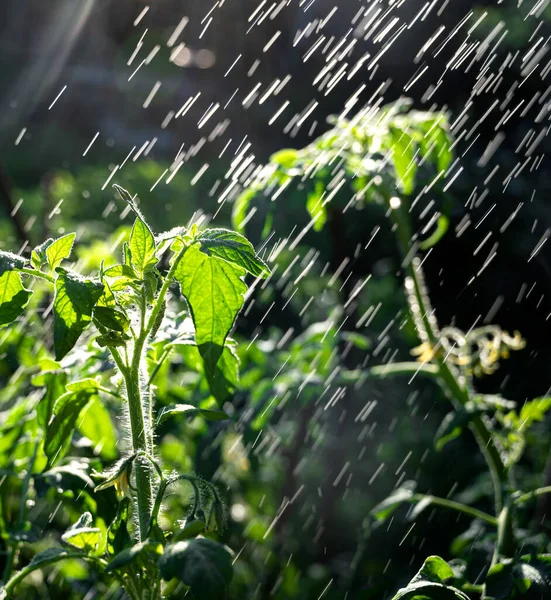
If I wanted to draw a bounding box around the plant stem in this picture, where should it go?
[390,201,508,514]
[414,494,498,526]
[3,553,107,598]
[514,486,551,506]
[18,268,55,283]
[113,245,188,541]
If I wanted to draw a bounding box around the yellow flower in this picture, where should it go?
[411,342,437,363]
[94,458,133,500]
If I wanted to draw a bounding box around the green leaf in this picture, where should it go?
[44,389,96,467]
[129,217,156,276]
[173,520,206,542]
[36,371,68,430]
[306,182,327,231]
[390,127,416,195]
[53,268,103,360]
[270,148,299,168]
[46,233,76,270]
[175,244,247,376]
[0,250,27,275]
[66,378,100,392]
[93,305,130,332]
[156,404,230,426]
[105,539,163,573]
[31,238,54,269]
[159,538,233,600]
[77,397,117,460]
[61,527,101,551]
[205,342,240,403]
[371,482,416,521]
[232,188,256,232]
[0,271,32,326]
[486,555,551,599]
[519,397,551,432]
[103,263,137,279]
[435,410,471,452]
[107,498,131,556]
[195,229,269,278]
[392,556,470,600]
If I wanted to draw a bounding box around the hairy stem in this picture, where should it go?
[114,245,188,541]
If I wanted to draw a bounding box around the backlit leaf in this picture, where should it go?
[44,389,96,467]
[129,217,156,276]
[62,527,101,551]
[195,229,268,278]
[175,244,247,376]
[0,271,32,326]
[53,268,103,360]
[77,397,117,460]
[93,305,130,332]
[46,233,76,270]
[392,555,470,600]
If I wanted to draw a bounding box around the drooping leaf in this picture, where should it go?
[77,397,117,460]
[0,271,32,326]
[61,527,101,552]
[159,538,233,600]
[36,371,68,430]
[93,305,130,332]
[204,342,240,403]
[44,389,96,467]
[392,555,470,600]
[175,244,247,376]
[53,268,103,360]
[129,217,157,276]
[107,498,131,556]
[194,229,269,278]
[0,250,27,275]
[156,404,230,426]
[46,233,76,270]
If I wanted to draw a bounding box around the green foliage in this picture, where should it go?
[53,268,103,360]
[0,187,267,600]
[392,556,470,600]
[233,98,453,236]
[175,244,248,376]
[159,538,233,600]
[0,271,31,326]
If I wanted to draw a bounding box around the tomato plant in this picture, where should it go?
[235,100,551,599]
[0,185,268,600]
